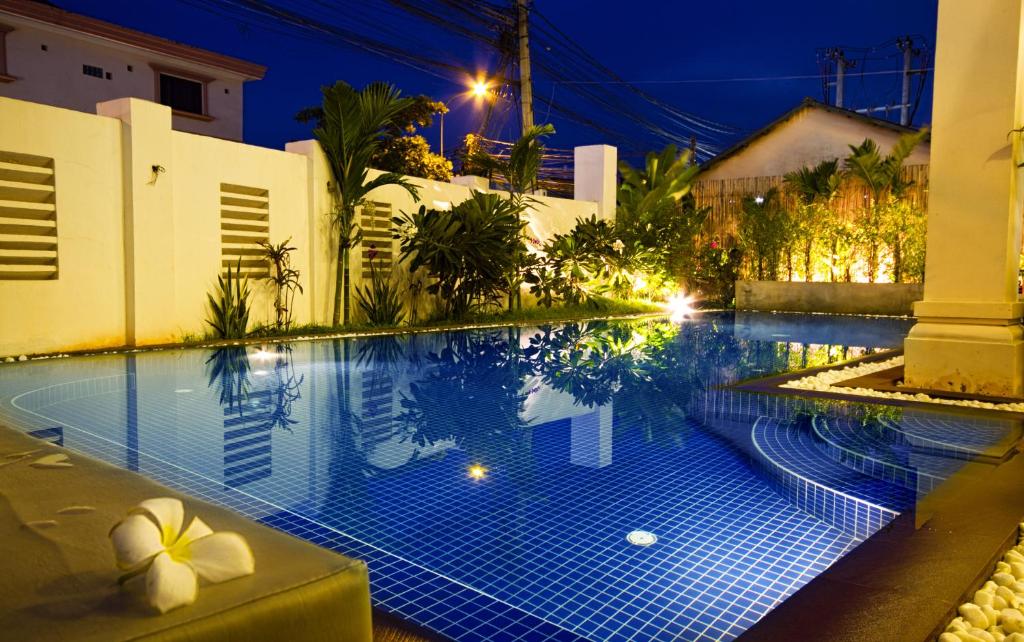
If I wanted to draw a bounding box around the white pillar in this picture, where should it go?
[904,0,1024,397]
[97,98,177,346]
[286,139,332,325]
[574,144,617,220]
[570,404,613,468]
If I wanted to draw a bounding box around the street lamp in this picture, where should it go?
[438,76,494,158]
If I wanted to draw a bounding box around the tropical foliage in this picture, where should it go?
[313,80,421,326]
[393,191,527,319]
[737,188,791,281]
[842,128,929,282]
[205,260,251,339]
[615,146,708,292]
[355,252,406,326]
[299,94,451,181]
[258,238,302,332]
[783,159,842,280]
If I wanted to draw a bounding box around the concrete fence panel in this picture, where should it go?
[735,280,923,316]
[0,95,601,356]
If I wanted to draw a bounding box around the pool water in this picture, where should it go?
[0,312,1017,641]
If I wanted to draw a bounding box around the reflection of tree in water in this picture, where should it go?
[204,344,304,488]
[397,329,534,477]
[204,345,304,431]
[264,344,304,433]
[337,318,895,487]
[204,346,252,414]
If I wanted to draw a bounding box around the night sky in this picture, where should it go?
[55,0,938,161]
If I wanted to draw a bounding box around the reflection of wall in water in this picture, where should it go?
[222,387,274,488]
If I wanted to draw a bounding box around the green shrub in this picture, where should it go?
[355,253,406,326]
[205,260,251,339]
[394,191,526,319]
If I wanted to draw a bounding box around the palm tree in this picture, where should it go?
[468,123,555,309]
[843,129,928,282]
[783,159,842,280]
[471,124,555,205]
[314,81,421,326]
[616,145,705,289]
[617,145,701,225]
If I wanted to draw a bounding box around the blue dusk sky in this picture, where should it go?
[54,0,938,160]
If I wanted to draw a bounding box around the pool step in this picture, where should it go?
[811,416,965,496]
[751,416,911,540]
[878,414,1022,461]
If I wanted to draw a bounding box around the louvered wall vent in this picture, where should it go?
[360,201,393,280]
[220,182,269,279]
[0,150,58,280]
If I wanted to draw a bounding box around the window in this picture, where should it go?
[82,64,104,78]
[158,73,204,115]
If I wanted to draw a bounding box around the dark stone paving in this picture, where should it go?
[739,449,1024,642]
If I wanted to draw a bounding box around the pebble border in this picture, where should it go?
[938,523,1024,642]
[780,356,1024,414]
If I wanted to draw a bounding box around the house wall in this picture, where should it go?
[699,108,930,181]
[0,96,600,357]
[0,14,247,140]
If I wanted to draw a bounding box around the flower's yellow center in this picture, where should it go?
[167,535,193,563]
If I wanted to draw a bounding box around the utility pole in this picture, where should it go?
[898,36,914,126]
[517,0,534,133]
[826,48,855,108]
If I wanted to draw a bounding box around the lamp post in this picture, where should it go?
[438,78,493,160]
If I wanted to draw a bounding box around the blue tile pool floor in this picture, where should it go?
[1,312,1010,641]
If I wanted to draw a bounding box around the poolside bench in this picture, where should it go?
[0,425,373,642]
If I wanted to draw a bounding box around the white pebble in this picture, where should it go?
[1003,609,1024,634]
[981,605,1001,627]
[997,587,1019,609]
[962,603,991,629]
[996,573,1018,587]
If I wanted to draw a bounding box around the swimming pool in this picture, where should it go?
[0,312,1016,641]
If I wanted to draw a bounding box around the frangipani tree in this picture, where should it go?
[314,81,420,326]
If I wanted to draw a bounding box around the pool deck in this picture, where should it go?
[740,435,1024,642]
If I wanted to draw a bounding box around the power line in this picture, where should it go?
[546,67,934,85]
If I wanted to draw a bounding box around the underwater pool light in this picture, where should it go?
[467,464,488,480]
[626,530,658,546]
[253,348,273,361]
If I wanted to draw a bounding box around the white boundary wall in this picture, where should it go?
[0,96,607,355]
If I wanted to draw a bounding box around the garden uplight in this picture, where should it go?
[666,293,696,323]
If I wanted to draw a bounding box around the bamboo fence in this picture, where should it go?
[692,164,929,239]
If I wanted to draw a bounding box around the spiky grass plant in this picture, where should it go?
[206,259,251,339]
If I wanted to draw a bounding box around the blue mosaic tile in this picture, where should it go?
[812,416,968,495]
[0,313,988,641]
[750,416,906,540]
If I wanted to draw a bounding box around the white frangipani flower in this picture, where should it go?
[110,497,255,614]
[612,239,625,253]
